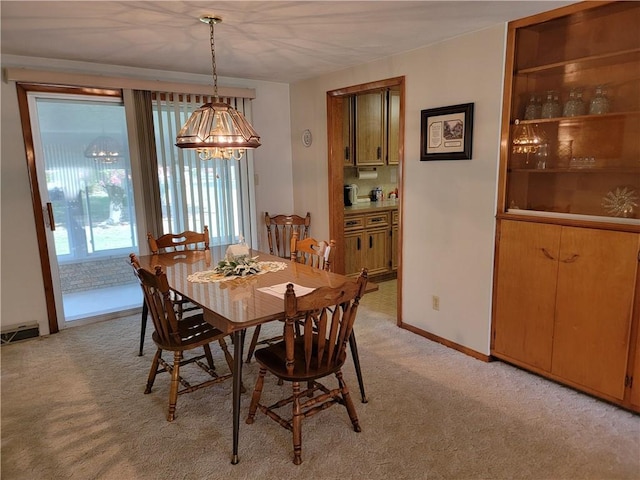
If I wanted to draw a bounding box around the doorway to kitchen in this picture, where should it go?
[326,76,405,326]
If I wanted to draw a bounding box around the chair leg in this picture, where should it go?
[246,366,267,424]
[203,343,215,370]
[138,300,148,356]
[245,325,262,363]
[218,338,234,372]
[336,370,361,432]
[167,351,182,422]
[145,348,162,394]
[292,381,303,465]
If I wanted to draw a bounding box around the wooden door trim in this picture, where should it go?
[15,82,122,334]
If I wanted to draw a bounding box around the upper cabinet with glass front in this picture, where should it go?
[499,1,640,227]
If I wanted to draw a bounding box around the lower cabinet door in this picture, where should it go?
[344,231,364,276]
[365,228,389,276]
[492,220,561,371]
[551,228,639,400]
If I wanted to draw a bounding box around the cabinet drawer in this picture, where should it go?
[392,210,399,225]
[344,215,365,231]
[365,213,389,228]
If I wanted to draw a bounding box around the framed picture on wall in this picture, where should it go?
[420,103,474,161]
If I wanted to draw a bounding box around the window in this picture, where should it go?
[151,92,255,245]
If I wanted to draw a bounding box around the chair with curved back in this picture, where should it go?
[245,269,368,465]
[129,254,234,422]
[245,230,334,364]
[264,212,311,259]
[137,226,210,356]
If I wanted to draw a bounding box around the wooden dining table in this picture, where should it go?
[136,245,377,464]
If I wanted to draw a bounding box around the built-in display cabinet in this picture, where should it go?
[492,1,640,412]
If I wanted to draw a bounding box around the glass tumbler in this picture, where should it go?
[589,85,610,115]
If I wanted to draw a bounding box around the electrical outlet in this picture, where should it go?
[432,295,440,311]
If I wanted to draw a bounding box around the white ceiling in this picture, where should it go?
[1,1,573,84]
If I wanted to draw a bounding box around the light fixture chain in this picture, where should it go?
[209,19,218,100]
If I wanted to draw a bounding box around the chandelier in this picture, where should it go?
[84,135,123,163]
[175,15,261,161]
[512,119,545,154]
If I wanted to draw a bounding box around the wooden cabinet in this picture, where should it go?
[501,2,639,221]
[355,92,385,166]
[343,96,354,166]
[493,220,639,402]
[353,89,401,166]
[387,90,400,165]
[493,2,640,412]
[344,210,396,277]
[391,209,399,270]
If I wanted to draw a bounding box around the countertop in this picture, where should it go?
[344,199,398,214]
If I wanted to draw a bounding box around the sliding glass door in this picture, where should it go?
[28,92,141,328]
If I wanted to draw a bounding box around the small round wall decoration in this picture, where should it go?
[302,129,313,147]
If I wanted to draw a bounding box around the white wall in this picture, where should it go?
[290,25,507,355]
[0,56,293,333]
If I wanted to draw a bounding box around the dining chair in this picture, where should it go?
[245,269,368,465]
[264,212,311,259]
[245,231,335,363]
[130,253,234,422]
[138,227,209,356]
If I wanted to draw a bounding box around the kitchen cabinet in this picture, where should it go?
[344,209,396,278]
[355,91,385,166]
[343,96,354,166]
[353,89,401,166]
[493,220,639,402]
[387,90,400,165]
[492,2,640,411]
[391,209,399,270]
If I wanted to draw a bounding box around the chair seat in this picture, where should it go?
[254,337,346,382]
[151,313,227,352]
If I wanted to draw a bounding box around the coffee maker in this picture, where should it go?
[343,184,358,206]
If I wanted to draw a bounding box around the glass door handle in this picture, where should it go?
[45,202,56,231]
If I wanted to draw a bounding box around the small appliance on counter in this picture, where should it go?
[370,187,383,202]
[344,184,358,206]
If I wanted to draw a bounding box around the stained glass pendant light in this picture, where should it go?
[84,135,123,163]
[176,15,261,160]
[511,119,545,154]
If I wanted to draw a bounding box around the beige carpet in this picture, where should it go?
[1,299,639,479]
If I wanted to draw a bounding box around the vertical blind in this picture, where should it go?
[151,91,256,246]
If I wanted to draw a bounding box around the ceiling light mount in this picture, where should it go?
[175,14,260,160]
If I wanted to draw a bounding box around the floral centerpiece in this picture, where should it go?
[214,255,261,277]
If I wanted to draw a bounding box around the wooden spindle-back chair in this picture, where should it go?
[137,227,210,356]
[264,212,310,259]
[246,269,368,465]
[130,254,234,422]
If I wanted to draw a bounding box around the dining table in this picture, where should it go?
[136,245,377,464]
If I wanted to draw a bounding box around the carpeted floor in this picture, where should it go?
[2,286,639,480]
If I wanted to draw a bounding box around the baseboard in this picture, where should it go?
[1,323,40,345]
[398,321,491,362]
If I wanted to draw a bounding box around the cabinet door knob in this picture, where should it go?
[560,253,580,263]
[540,248,556,260]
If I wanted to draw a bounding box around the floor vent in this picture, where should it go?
[1,324,40,345]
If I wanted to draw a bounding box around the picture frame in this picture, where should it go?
[420,102,474,161]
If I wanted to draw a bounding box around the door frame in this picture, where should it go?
[16,83,124,334]
[326,76,405,326]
